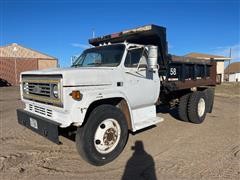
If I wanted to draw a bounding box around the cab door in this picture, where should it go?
[123,47,160,109]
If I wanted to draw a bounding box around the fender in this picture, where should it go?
[68,89,134,129]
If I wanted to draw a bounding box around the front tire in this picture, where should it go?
[188,91,207,124]
[76,104,128,166]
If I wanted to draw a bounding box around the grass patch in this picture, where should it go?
[215,82,240,98]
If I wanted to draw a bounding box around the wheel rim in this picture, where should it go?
[198,98,205,117]
[94,119,121,154]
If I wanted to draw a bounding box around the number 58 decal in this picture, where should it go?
[170,67,177,76]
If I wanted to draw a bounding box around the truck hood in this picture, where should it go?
[21,67,119,86]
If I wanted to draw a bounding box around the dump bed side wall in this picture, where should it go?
[162,60,216,91]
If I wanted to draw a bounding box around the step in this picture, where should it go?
[134,116,164,131]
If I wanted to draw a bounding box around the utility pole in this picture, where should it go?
[228,48,231,82]
[92,28,95,38]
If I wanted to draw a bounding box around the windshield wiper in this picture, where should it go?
[71,64,79,67]
[87,62,102,66]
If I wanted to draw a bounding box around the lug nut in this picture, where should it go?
[100,124,105,129]
[95,139,101,145]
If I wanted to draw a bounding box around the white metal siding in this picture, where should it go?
[217,61,224,82]
[229,73,240,82]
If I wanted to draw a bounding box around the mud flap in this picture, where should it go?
[16,109,60,144]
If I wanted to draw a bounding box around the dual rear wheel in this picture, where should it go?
[178,90,209,124]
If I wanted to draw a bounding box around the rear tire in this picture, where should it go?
[75,104,128,166]
[178,93,191,122]
[188,91,207,124]
[204,88,215,113]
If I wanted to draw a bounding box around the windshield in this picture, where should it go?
[72,44,125,67]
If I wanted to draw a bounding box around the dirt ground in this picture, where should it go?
[0,84,239,180]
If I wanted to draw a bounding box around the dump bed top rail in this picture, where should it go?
[170,55,212,65]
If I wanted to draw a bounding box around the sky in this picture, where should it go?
[1,0,239,67]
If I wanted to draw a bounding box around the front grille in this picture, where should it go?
[25,82,51,97]
[29,104,53,118]
[22,77,62,107]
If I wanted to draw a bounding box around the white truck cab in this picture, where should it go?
[21,42,162,130]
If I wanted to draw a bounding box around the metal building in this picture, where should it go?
[0,43,58,86]
[224,62,240,82]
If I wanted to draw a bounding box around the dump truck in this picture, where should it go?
[17,24,216,166]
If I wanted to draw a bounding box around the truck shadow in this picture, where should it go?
[59,125,157,143]
[59,126,77,142]
[156,105,182,122]
[122,140,157,180]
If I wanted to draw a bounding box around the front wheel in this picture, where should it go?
[75,104,128,166]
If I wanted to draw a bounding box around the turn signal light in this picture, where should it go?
[70,90,82,101]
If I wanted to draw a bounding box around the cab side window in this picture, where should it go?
[124,48,143,68]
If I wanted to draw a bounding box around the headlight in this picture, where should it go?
[23,82,29,94]
[52,84,59,98]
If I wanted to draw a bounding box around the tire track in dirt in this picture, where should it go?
[153,141,240,179]
[196,144,240,179]
[0,149,70,173]
[0,153,31,172]
[0,150,123,177]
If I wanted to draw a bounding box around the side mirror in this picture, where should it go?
[147,46,158,69]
